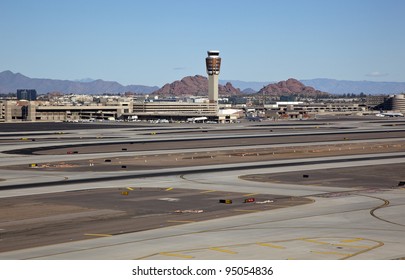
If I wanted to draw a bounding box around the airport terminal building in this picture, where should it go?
[2,94,405,123]
[0,99,239,123]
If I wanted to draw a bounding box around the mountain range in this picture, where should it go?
[301,79,405,94]
[1,70,405,95]
[0,71,158,94]
[147,76,328,98]
[221,79,405,94]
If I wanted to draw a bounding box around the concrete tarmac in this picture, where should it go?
[0,156,405,259]
[0,118,405,259]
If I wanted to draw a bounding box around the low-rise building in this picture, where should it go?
[0,100,133,122]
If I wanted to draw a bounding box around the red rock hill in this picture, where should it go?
[152,75,241,96]
[258,78,327,97]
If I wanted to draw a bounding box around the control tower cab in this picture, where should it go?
[206,50,221,75]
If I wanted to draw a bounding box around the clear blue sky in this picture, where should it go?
[1,0,404,86]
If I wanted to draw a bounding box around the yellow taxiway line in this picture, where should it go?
[84,233,112,237]
[300,238,329,245]
[159,252,194,259]
[243,193,258,197]
[332,243,370,249]
[209,247,237,254]
[256,242,286,249]
[200,190,216,194]
[340,238,364,243]
[311,251,350,257]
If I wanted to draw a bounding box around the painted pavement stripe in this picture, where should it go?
[332,243,370,249]
[84,233,113,237]
[200,190,216,194]
[209,247,237,254]
[256,242,286,249]
[243,193,258,197]
[159,252,194,259]
[300,238,330,245]
[311,251,350,256]
[340,238,364,243]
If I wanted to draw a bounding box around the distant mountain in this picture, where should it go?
[73,78,96,83]
[221,78,405,94]
[3,70,404,95]
[220,80,272,92]
[153,75,241,96]
[300,78,405,94]
[0,70,158,94]
[241,88,256,94]
[258,78,327,97]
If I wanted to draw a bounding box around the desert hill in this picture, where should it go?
[152,75,241,96]
[257,78,328,97]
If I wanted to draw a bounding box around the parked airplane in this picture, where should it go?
[246,116,264,122]
[376,112,404,117]
[187,117,208,123]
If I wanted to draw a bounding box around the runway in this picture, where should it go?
[1,152,405,190]
[0,118,404,259]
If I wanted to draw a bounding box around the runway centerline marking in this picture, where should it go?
[167,220,195,223]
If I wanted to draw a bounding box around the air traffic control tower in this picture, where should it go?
[206,50,221,103]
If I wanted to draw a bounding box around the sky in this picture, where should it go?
[1,0,404,86]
